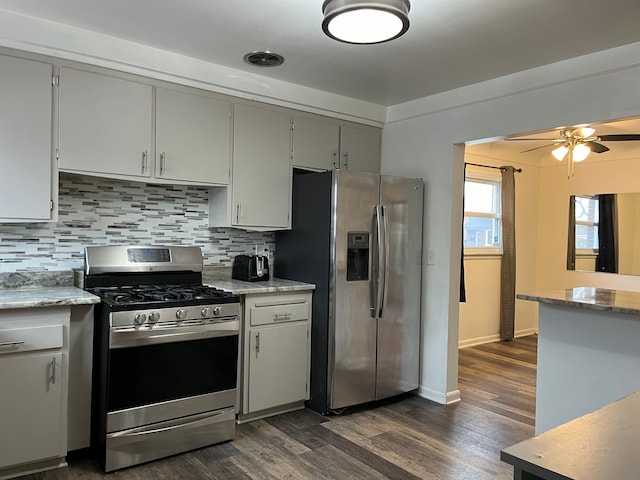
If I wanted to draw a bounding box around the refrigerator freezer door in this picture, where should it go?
[376,175,424,400]
[330,170,380,410]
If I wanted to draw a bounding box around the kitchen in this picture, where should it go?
[3,1,640,479]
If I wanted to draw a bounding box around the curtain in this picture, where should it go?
[567,196,576,270]
[596,194,618,273]
[460,163,467,302]
[500,166,516,340]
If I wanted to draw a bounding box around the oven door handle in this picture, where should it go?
[109,320,239,348]
[108,407,236,439]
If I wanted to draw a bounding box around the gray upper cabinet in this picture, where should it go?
[339,124,382,174]
[210,103,292,231]
[58,67,153,179]
[155,88,231,185]
[292,115,340,171]
[292,115,381,173]
[0,55,54,222]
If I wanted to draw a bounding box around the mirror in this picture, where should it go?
[567,193,640,275]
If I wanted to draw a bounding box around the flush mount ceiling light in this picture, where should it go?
[322,0,411,44]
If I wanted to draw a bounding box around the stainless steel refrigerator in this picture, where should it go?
[275,169,423,414]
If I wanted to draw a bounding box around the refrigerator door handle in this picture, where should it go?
[374,205,385,318]
[380,205,390,318]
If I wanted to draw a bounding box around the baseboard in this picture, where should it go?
[459,328,538,349]
[418,386,461,405]
[459,334,500,349]
[515,328,538,338]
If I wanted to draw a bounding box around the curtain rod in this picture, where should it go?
[465,162,523,173]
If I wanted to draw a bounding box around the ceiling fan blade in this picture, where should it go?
[505,138,561,142]
[598,134,640,141]
[586,141,610,154]
[520,143,557,153]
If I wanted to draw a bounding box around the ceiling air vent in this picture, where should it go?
[243,51,285,67]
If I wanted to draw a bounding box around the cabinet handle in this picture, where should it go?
[236,203,241,224]
[255,332,260,353]
[273,313,291,321]
[343,152,349,169]
[160,152,166,175]
[50,356,57,385]
[332,151,338,169]
[0,340,24,348]
[141,150,148,174]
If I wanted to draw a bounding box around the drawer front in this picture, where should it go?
[0,325,63,354]
[250,300,309,326]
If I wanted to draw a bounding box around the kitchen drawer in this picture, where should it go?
[0,324,63,355]
[249,298,309,326]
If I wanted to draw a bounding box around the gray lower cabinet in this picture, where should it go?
[239,291,312,422]
[0,307,70,479]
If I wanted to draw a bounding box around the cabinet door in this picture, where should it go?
[248,322,308,413]
[155,88,231,185]
[292,115,340,171]
[0,352,64,468]
[58,68,152,178]
[0,55,53,221]
[340,125,381,173]
[232,104,292,229]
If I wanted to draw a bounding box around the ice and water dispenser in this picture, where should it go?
[346,232,369,281]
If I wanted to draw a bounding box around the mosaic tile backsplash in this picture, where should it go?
[0,173,275,271]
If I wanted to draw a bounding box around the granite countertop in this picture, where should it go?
[501,391,640,480]
[517,287,640,315]
[204,276,316,295]
[0,287,100,310]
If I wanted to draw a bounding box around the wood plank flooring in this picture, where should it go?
[19,335,537,480]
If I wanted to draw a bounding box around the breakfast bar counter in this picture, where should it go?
[518,287,640,435]
[501,391,640,480]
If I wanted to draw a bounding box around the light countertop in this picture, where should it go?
[0,287,100,310]
[204,277,315,295]
[517,287,640,315]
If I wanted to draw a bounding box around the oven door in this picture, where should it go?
[106,320,239,433]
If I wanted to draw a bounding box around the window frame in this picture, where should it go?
[463,171,503,256]
[574,194,599,255]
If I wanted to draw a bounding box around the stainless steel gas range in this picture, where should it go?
[84,245,240,472]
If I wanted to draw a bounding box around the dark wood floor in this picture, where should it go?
[21,335,537,480]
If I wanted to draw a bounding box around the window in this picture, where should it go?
[463,173,502,253]
[574,195,599,252]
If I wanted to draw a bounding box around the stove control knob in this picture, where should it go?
[201,307,210,317]
[148,312,160,323]
[213,306,222,317]
[176,309,187,320]
[134,313,146,325]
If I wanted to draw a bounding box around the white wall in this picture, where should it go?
[382,41,640,404]
[458,156,540,347]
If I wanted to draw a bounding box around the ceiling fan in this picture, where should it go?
[506,126,640,177]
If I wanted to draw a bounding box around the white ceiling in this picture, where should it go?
[1,0,640,106]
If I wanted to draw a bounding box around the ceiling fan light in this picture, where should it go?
[552,145,568,161]
[573,144,591,162]
[322,0,411,44]
[576,127,595,138]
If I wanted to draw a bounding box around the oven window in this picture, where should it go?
[107,335,238,411]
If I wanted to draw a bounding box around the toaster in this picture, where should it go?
[232,255,270,282]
